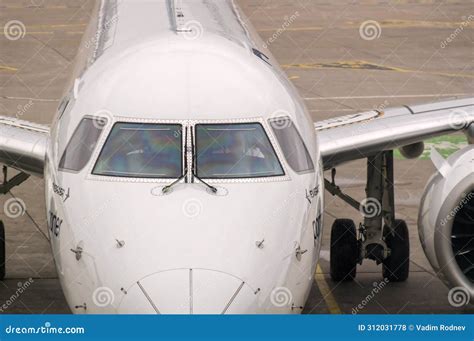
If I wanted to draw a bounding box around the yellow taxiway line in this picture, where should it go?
[0,65,18,72]
[282,60,474,79]
[315,265,342,314]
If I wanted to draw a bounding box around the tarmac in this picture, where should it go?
[0,0,473,314]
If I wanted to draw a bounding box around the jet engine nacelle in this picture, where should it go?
[418,145,474,296]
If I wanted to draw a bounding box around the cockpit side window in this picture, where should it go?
[59,117,106,172]
[269,117,314,174]
[93,123,182,178]
[195,123,284,179]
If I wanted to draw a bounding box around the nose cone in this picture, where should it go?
[118,269,258,314]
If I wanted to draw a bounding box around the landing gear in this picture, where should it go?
[383,219,409,282]
[330,219,358,281]
[325,151,410,282]
[0,221,5,280]
[0,167,31,281]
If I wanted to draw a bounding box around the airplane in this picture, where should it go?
[0,0,472,314]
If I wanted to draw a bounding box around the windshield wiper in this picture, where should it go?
[193,173,218,194]
[162,126,188,194]
[191,128,218,194]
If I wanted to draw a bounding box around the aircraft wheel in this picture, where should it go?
[383,219,409,282]
[330,219,358,281]
[0,221,5,280]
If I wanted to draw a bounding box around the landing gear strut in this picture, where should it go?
[0,166,30,281]
[325,151,410,282]
[0,221,4,280]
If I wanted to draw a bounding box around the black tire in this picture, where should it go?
[383,219,409,282]
[0,221,4,280]
[330,219,358,281]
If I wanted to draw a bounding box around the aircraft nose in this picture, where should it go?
[118,269,258,314]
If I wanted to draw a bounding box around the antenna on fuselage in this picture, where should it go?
[169,0,191,34]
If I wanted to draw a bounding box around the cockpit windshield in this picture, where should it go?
[92,121,284,180]
[93,123,182,178]
[195,123,284,179]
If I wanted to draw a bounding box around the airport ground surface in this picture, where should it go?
[0,0,473,314]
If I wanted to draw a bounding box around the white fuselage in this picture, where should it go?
[43,0,324,314]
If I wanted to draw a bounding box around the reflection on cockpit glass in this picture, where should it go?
[93,123,182,178]
[195,123,284,179]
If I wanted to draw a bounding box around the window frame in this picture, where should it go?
[91,121,185,180]
[86,116,189,184]
[269,116,315,175]
[87,117,289,184]
[58,116,107,174]
[194,121,286,180]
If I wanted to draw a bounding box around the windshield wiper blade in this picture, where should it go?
[162,126,188,194]
[190,128,218,194]
[162,173,186,194]
[193,172,218,194]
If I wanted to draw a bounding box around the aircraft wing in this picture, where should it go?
[315,97,474,170]
[0,116,49,177]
